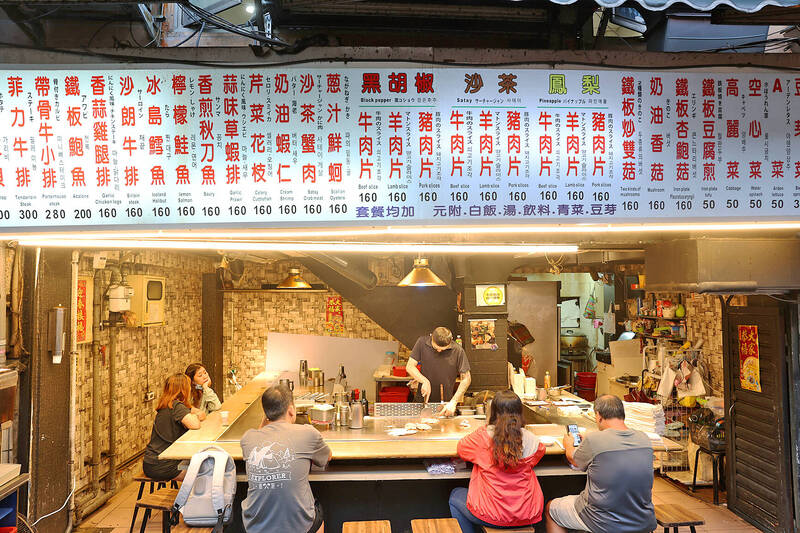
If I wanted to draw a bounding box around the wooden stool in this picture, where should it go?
[132,487,179,533]
[411,518,461,532]
[691,446,726,505]
[342,520,392,533]
[655,504,705,533]
[129,476,179,533]
[480,526,536,532]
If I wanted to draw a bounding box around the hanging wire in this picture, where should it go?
[129,20,162,48]
[85,20,116,48]
[31,488,75,527]
[15,6,61,23]
[168,21,205,48]
[545,253,565,275]
[179,2,288,47]
[195,21,206,47]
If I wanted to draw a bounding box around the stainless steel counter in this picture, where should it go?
[218,399,484,443]
[522,394,683,452]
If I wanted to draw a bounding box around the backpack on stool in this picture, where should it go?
[170,445,237,532]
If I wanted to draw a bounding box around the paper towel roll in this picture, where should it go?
[512,373,525,396]
[525,377,537,394]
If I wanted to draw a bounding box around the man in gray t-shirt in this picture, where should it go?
[546,395,657,533]
[407,327,472,416]
[240,385,331,533]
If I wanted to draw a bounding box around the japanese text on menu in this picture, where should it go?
[0,67,798,229]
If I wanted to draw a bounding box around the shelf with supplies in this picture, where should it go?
[640,334,688,342]
[636,315,686,322]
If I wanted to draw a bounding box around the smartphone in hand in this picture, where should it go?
[567,424,582,447]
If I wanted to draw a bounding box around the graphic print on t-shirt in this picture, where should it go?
[246,442,296,490]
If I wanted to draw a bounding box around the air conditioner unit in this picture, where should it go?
[127,275,166,327]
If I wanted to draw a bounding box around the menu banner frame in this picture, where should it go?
[1,64,799,231]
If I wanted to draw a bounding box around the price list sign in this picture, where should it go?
[0,66,799,230]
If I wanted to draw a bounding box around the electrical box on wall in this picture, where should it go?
[48,306,66,363]
[127,275,166,327]
[107,284,133,312]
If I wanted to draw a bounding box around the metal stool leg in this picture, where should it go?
[690,527,697,533]
[712,454,720,505]
[691,447,701,492]
[161,509,171,533]
[139,508,151,533]
[149,481,155,494]
[129,482,146,533]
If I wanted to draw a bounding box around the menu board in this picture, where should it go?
[1,65,799,230]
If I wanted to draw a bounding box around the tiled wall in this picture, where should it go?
[685,293,746,396]
[69,253,409,490]
[72,251,215,492]
[222,260,410,398]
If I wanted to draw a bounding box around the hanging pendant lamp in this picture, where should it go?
[397,258,446,287]
[277,267,312,289]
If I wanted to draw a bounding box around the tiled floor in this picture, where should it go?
[78,474,762,532]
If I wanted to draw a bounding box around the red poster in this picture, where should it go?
[325,296,344,336]
[738,325,761,392]
[76,278,88,343]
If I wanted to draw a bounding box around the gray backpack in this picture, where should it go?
[170,446,236,532]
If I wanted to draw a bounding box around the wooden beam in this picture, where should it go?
[712,6,800,25]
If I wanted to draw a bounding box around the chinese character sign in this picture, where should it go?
[738,324,761,393]
[325,295,344,336]
[1,67,800,230]
[76,275,93,343]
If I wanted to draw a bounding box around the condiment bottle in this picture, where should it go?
[543,371,551,389]
[361,390,369,417]
[349,396,364,429]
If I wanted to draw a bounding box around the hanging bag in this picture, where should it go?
[583,286,598,319]
[171,445,237,532]
[603,300,615,331]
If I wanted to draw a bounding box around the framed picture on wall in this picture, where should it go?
[469,319,497,350]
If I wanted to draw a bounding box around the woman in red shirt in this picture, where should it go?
[449,390,546,533]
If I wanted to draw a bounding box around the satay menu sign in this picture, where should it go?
[1,65,800,230]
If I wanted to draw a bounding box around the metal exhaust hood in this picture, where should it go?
[644,238,800,293]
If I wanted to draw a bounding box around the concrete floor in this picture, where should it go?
[77,474,762,533]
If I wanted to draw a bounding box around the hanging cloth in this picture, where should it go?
[583,285,598,319]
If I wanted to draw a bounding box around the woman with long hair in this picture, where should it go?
[143,373,206,481]
[185,362,222,414]
[449,390,546,533]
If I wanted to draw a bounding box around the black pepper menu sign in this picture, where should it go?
[0,66,798,230]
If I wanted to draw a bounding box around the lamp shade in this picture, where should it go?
[277,268,312,289]
[397,258,446,287]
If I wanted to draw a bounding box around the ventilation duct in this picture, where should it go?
[303,254,378,291]
[644,238,800,293]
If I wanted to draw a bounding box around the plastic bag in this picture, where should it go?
[583,292,597,319]
[689,408,726,451]
[603,301,615,332]
[657,366,676,399]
